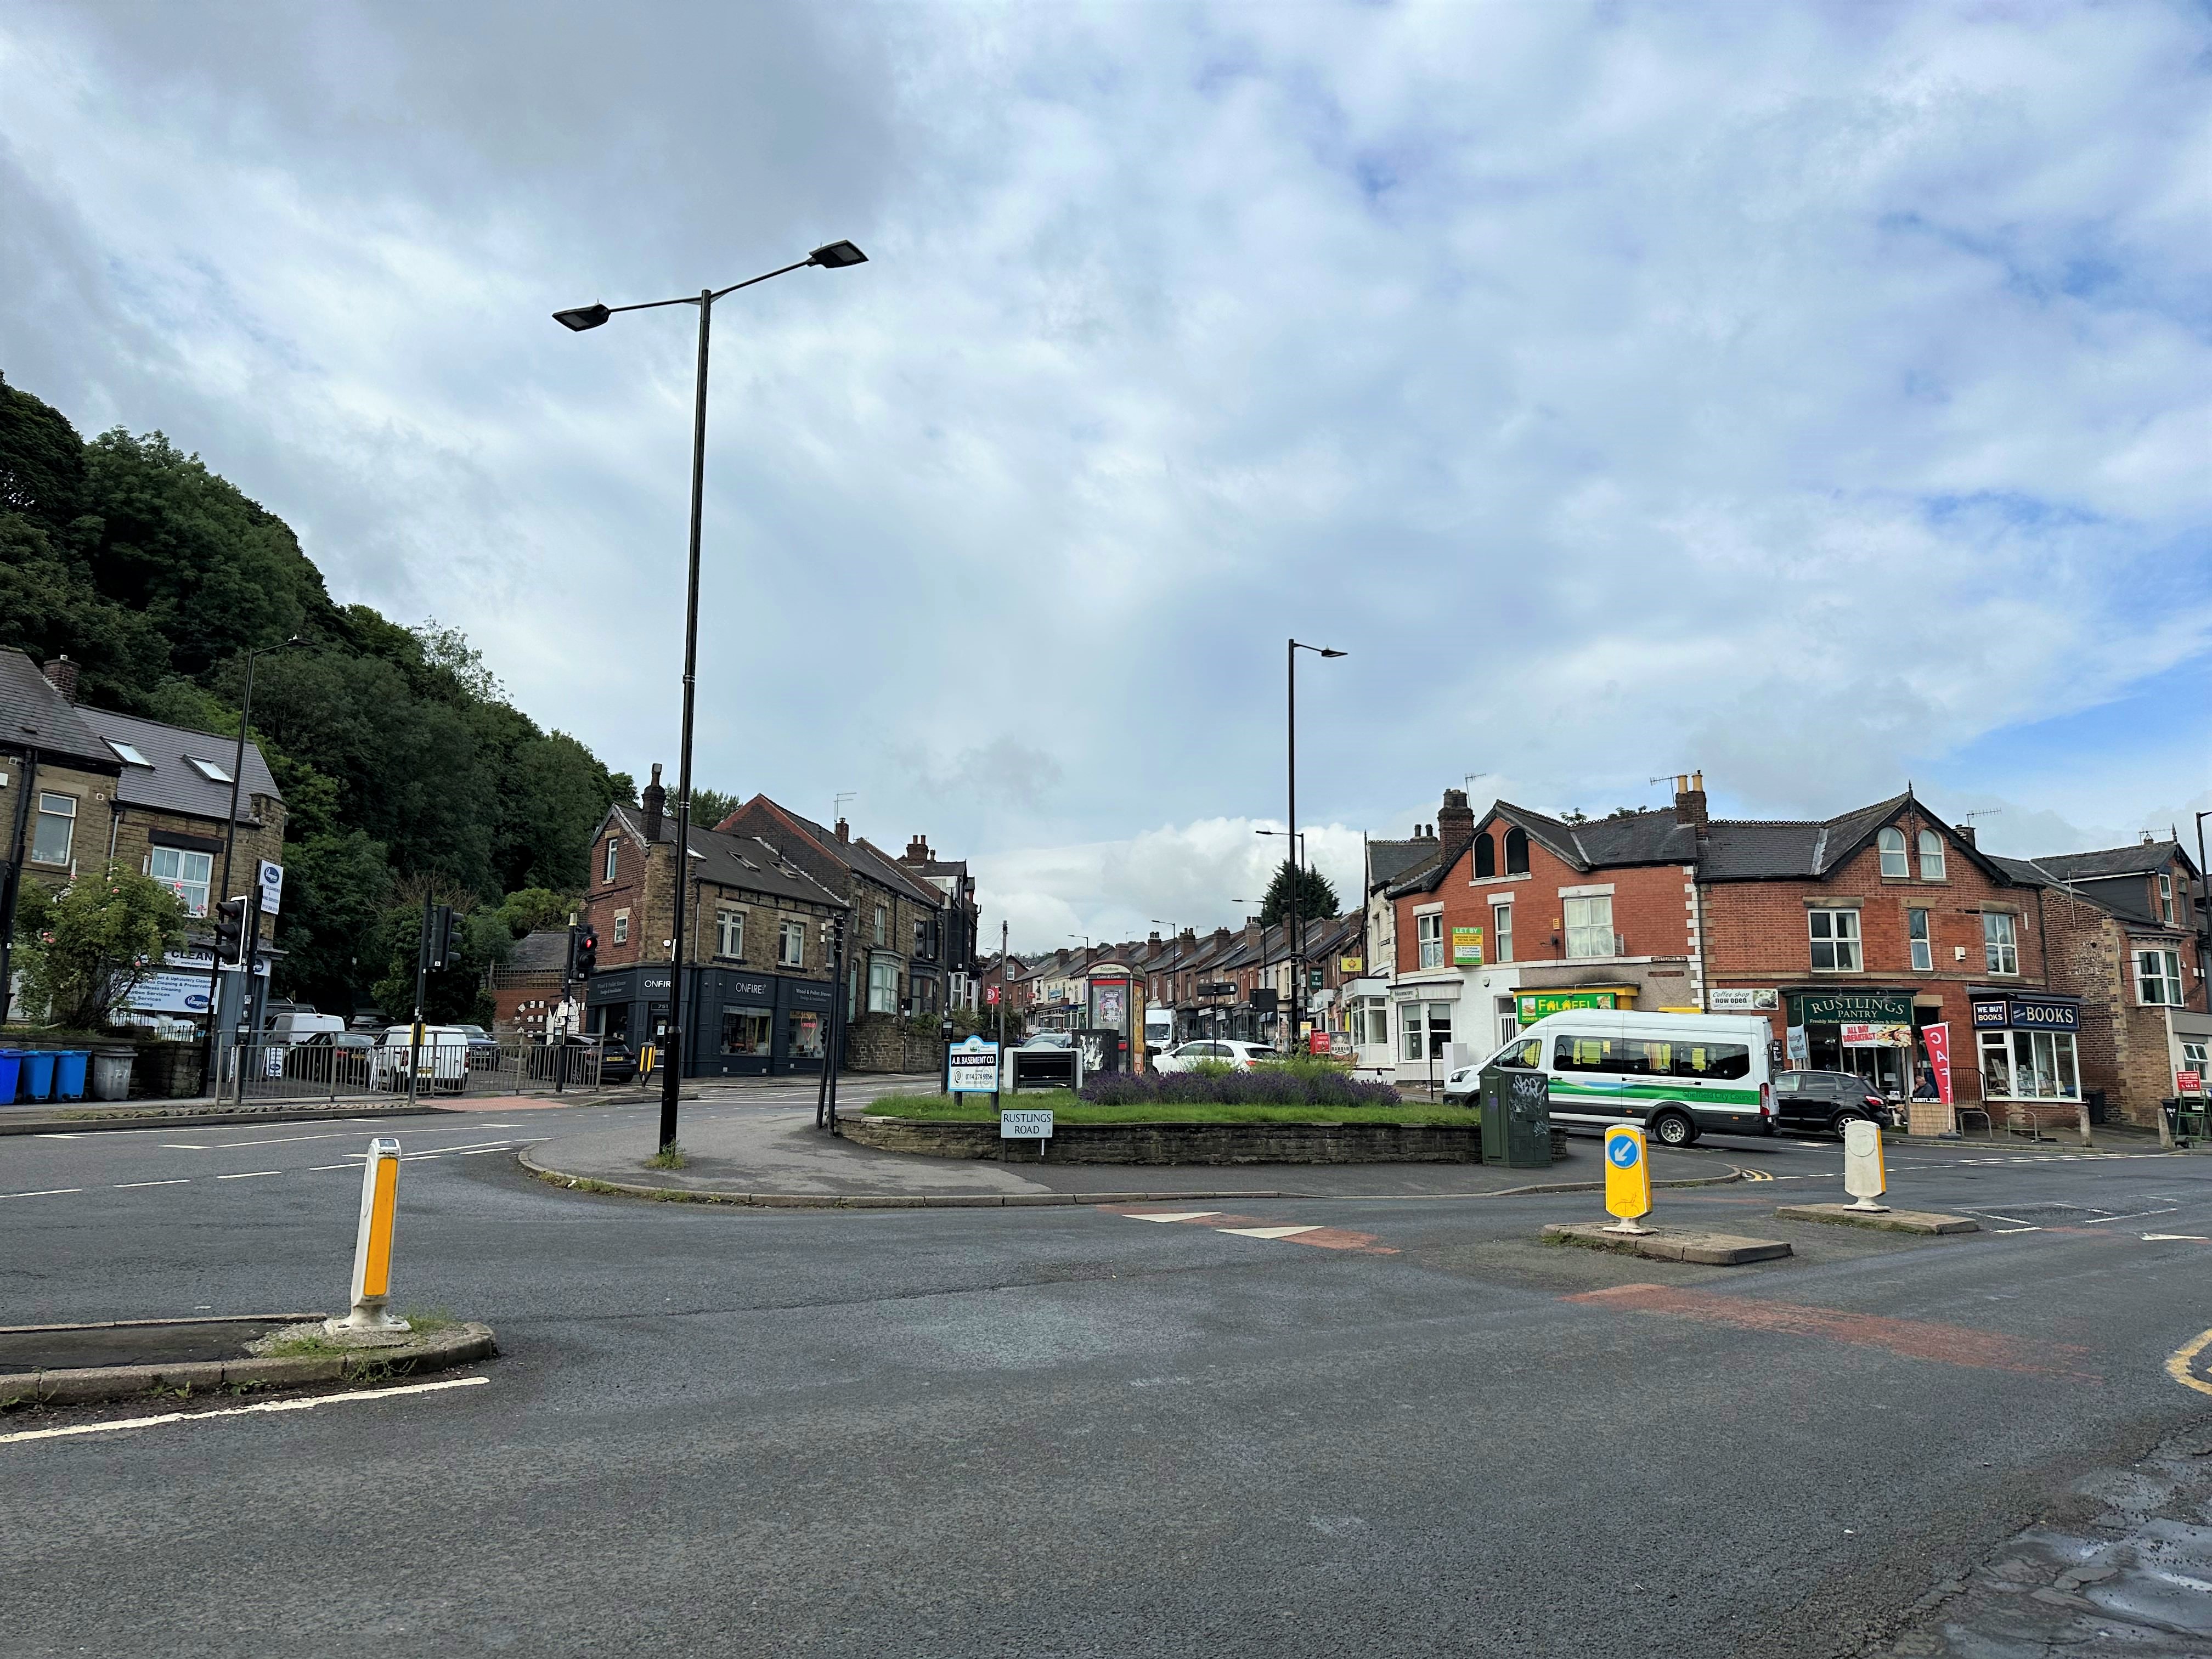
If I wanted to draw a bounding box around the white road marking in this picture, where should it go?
[159,1145,209,1151]
[2080,1208,2180,1225]
[1125,1211,1222,1223]
[1991,1226,2041,1234]
[0,1375,490,1446]
[214,1171,281,1181]
[1218,1225,1323,1240]
[2,1188,83,1199]
[32,1133,80,1140]
[111,1180,190,1190]
[2143,1234,2211,1242]
[307,1164,355,1172]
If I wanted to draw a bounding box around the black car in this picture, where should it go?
[1773,1069,1895,1134]
[554,1034,639,1085]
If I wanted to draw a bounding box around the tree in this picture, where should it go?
[493,888,579,938]
[1258,860,1340,929]
[10,868,188,1031]
[688,787,741,830]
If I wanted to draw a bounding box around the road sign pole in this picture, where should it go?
[1841,1119,1889,1212]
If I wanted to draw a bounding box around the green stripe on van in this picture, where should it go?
[1549,1081,1763,1108]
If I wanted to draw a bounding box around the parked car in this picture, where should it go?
[449,1023,502,1068]
[1771,1069,1897,1134]
[289,1030,376,1085]
[596,1037,639,1085]
[1020,1032,1073,1049]
[1154,1040,1278,1074]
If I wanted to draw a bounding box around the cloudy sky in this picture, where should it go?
[3,1,2205,948]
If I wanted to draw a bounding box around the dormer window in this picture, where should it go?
[186,756,232,783]
[107,740,152,767]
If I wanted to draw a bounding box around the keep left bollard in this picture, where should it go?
[1841,1119,1889,1213]
[328,1137,411,1334]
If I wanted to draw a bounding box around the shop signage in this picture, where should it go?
[1786,1025,1809,1065]
[946,1036,1000,1094]
[2179,1070,2204,1096]
[1792,991,1912,1025]
[1516,989,1619,1025]
[1972,995,2079,1032]
[1707,988,1779,1012]
[1339,955,1364,974]
[721,973,774,1001]
[1452,926,1484,967]
[1840,1022,1912,1049]
[1923,1023,1954,1105]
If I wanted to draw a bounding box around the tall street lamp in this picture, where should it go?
[555,240,868,1154]
[1286,639,1345,1054]
[205,634,306,1080]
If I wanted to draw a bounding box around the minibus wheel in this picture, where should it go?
[1650,1109,1697,1148]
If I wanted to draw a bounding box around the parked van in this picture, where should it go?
[265,1009,345,1047]
[370,1025,473,1092]
[1483,1011,1776,1147]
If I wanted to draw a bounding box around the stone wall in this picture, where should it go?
[843,1014,941,1075]
[845,1113,1491,1165]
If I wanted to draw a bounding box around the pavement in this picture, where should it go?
[519,1102,1739,1203]
[2,1097,2208,1657]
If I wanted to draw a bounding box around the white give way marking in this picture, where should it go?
[0,1375,489,1446]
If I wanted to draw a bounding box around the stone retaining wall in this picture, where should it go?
[847,1114,1495,1165]
[844,1015,942,1075]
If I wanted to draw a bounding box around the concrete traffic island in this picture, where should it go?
[1773,1203,1981,1235]
[0,1314,496,1409]
[1542,1223,1793,1265]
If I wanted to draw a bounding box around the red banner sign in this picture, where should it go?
[1922,1023,1954,1106]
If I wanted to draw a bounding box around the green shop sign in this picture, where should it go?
[1516,990,1620,1025]
[1789,991,1912,1025]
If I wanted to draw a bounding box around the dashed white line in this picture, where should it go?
[214,1170,281,1181]
[2143,1233,2211,1242]
[112,1179,191,1189]
[2,1187,83,1199]
[307,1164,356,1172]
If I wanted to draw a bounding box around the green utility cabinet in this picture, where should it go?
[1478,1066,1554,1169]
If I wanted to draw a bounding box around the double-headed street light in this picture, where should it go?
[555,240,868,1154]
[1286,640,1346,1053]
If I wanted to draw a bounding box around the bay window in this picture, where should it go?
[1978,1028,2079,1101]
[2137,949,2183,1007]
[1809,908,1861,972]
[867,958,898,1014]
[1564,895,1613,959]
[1983,912,2019,976]
[1399,1000,1453,1061]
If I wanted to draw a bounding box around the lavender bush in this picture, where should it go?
[1081,1068,1402,1108]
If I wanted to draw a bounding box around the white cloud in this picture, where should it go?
[1,0,2204,940]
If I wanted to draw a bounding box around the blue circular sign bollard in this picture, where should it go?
[1607,1136,1640,1169]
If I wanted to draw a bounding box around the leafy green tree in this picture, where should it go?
[276,831,396,1013]
[11,867,188,1030]
[1258,860,1340,928]
[0,370,86,529]
[688,787,742,830]
[494,888,579,937]
[371,883,496,1027]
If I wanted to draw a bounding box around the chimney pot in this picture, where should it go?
[1674,771,1709,831]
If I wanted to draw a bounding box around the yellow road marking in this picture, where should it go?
[1735,1166,1774,1182]
[2165,1327,2212,1398]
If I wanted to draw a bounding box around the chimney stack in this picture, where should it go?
[1954,822,1976,848]
[41,656,78,703]
[1437,787,1476,864]
[1674,770,1708,831]
[835,817,849,844]
[641,763,665,843]
[903,834,932,864]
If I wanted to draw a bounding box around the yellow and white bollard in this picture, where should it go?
[327,1137,411,1334]
[1841,1119,1889,1213]
[1603,1124,1654,1235]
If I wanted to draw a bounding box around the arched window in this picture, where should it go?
[1917,830,1946,881]
[1474,834,1496,879]
[1877,827,1908,878]
[1504,827,1530,876]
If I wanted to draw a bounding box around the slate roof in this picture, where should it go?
[0,648,115,769]
[1697,793,1923,881]
[79,707,281,825]
[506,928,573,973]
[1990,841,2199,930]
[2022,841,2192,883]
[608,802,848,911]
[1367,837,1436,891]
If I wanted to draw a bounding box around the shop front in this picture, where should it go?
[1786,991,1920,1098]
[1970,990,2083,1111]
[1513,985,1639,1026]
[586,964,831,1076]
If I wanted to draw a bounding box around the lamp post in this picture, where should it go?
[555,240,868,1153]
[1286,639,1346,1056]
[204,635,305,1085]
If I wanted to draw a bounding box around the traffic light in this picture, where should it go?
[565,924,580,981]
[575,927,598,978]
[214,896,248,964]
[441,905,464,968]
[425,904,462,970]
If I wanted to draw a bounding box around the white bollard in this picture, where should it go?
[1841,1118,1889,1213]
[327,1137,411,1334]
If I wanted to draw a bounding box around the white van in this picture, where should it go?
[1483,1011,1776,1147]
[370,1025,473,1092]
[265,1009,344,1047]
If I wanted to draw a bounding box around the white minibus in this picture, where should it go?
[1483,1010,1776,1147]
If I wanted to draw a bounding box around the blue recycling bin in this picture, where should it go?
[20,1050,57,1101]
[54,1050,89,1101]
[0,1051,21,1103]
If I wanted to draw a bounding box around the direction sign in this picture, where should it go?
[1603,1125,1651,1230]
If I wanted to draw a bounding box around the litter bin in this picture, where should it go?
[1478,1065,1554,1169]
[54,1049,90,1101]
[0,1051,21,1103]
[20,1049,57,1101]
[91,1048,136,1102]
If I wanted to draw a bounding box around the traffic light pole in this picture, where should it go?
[230,890,265,1105]
[408,889,432,1112]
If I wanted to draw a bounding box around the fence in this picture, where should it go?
[218,1039,603,1103]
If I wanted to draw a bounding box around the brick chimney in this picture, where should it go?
[1954,822,1977,849]
[835,817,849,844]
[1437,787,1476,866]
[1674,770,1708,830]
[902,834,932,865]
[641,763,665,843]
[41,656,78,703]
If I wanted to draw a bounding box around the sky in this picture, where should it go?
[2,0,2205,950]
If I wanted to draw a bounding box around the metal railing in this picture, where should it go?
[219,1038,605,1102]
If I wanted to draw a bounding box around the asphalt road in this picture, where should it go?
[3,1105,2208,1658]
